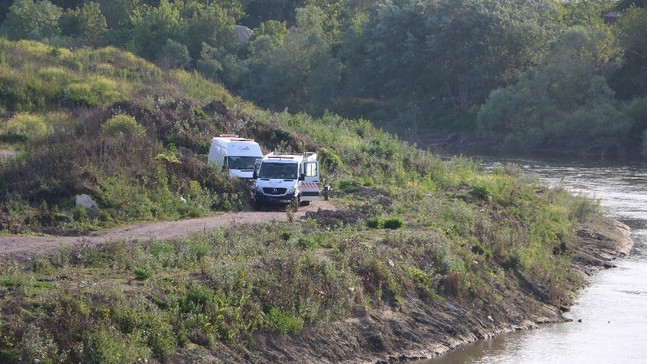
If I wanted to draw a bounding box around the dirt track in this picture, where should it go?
[0,200,335,262]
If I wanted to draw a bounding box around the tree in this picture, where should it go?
[3,0,63,40]
[477,27,632,155]
[157,38,191,69]
[610,6,647,98]
[93,0,142,47]
[60,1,108,46]
[179,1,237,62]
[344,0,558,110]
[129,0,183,60]
[560,0,617,27]
[242,6,341,112]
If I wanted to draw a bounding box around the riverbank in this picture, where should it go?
[186,216,631,364]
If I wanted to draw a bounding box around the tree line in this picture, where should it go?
[1,0,646,157]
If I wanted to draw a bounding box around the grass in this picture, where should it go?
[0,38,604,362]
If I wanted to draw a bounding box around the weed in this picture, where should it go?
[265,307,304,334]
[133,267,153,281]
[296,236,318,250]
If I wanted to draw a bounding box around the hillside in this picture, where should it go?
[2,0,646,157]
[0,40,632,363]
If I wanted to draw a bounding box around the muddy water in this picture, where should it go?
[416,159,647,364]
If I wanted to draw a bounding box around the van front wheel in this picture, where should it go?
[253,199,263,211]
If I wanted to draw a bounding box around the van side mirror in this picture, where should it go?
[299,173,305,181]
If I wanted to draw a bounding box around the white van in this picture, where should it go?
[207,134,263,179]
[252,152,320,210]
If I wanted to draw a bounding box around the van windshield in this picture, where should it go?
[258,162,298,179]
[227,156,260,170]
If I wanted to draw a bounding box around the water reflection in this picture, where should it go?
[413,158,647,364]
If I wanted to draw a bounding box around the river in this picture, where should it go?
[415,158,647,364]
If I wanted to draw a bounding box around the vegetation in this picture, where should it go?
[0,38,609,363]
[0,0,645,156]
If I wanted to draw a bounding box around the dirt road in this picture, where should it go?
[0,200,335,261]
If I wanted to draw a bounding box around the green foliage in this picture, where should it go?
[470,185,492,201]
[477,27,632,154]
[3,0,63,40]
[242,6,341,112]
[179,1,237,62]
[66,77,120,106]
[60,1,108,46]
[622,96,647,147]
[318,147,343,173]
[157,38,191,69]
[265,307,304,334]
[343,0,555,109]
[72,206,87,222]
[20,325,61,364]
[101,114,145,137]
[382,217,404,230]
[83,327,151,364]
[133,266,153,280]
[129,0,182,61]
[366,217,381,229]
[0,15,618,362]
[2,113,51,140]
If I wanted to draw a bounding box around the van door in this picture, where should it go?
[300,161,320,201]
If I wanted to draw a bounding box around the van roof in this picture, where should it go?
[213,134,255,142]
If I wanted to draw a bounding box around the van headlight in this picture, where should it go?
[286,188,295,196]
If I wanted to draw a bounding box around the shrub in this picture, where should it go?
[318,147,343,173]
[296,236,318,250]
[2,113,50,140]
[72,206,87,222]
[66,77,119,106]
[382,218,404,230]
[83,327,151,364]
[133,266,153,281]
[470,185,492,200]
[101,114,145,137]
[366,217,381,229]
[265,307,304,334]
[20,325,61,364]
[337,178,366,193]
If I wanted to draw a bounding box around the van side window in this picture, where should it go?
[305,162,317,177]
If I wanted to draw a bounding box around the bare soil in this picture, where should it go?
[0,200,336,262]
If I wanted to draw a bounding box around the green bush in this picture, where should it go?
[470,185,492,200]
[2,113,51,140]
[382,218,404,230]
[366,217,381,229]
[265,307,304,334]
[72,206,87,222]
[318,147,343,173]
[297,235,323,250]
[101,114,145,137]
[66,77,119,106]
[133,266,153,281]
